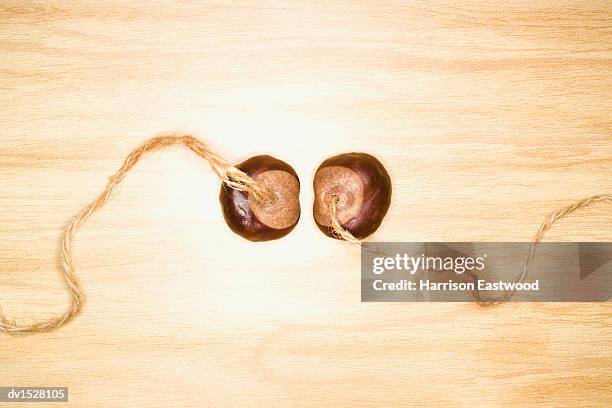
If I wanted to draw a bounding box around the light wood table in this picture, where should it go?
[1,1,610,406]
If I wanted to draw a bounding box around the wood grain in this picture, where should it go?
[1,1,610,406]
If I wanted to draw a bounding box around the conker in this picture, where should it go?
[313,153,391,240]
[220,155,300,242]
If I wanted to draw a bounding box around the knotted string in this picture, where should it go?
[329,195,362,243]
[0,133,271,335]
[473,194,612,304]
[330,193,611,304]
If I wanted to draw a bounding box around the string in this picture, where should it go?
[330,193,611,304]
[329,194,387,256]
[473,194,612,304]
[0,133,271,335]
[329,194,361,243]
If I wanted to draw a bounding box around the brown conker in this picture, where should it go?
[220,155,300,242]
[313,152,391,240]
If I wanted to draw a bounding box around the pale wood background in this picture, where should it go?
[1,1,611,407]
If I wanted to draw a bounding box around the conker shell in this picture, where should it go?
[313,152,391,240]
[220,155,300,242]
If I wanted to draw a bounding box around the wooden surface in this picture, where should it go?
[1,1,611,406]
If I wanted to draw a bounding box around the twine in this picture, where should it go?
[329,194,388,256]
[0,133,271,336]
[473,193,612,305]
[330,193,611,304]
[329,195,362,243]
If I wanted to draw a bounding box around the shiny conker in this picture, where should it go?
[313,152,391,240]
[220,155,300,242]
